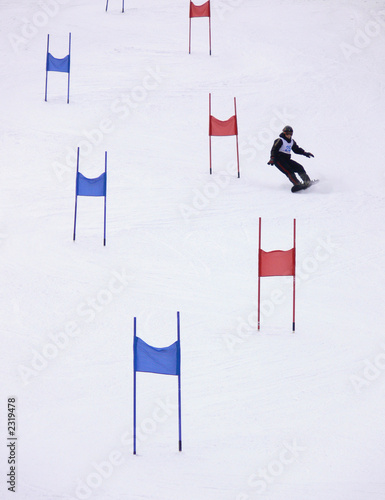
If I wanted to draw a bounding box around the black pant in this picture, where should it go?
[274,156,307,185]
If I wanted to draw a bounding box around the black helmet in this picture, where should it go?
[282,125,293,134]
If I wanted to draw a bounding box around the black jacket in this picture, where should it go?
[270,133,307,161]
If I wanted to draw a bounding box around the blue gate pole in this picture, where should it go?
[133,317,137,455]
[67,33,71,104]
[45,34,50,101]
[73,147,80,241]
[103,151,107,246]
[122,0,125,12]
[105,0,109,11]
[177,311,182,451]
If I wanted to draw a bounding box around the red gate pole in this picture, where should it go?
[209,93,212,174]
[209,13,212,55]
[258,217,262,330]
[292,218,296,332]
[234,97,240,178]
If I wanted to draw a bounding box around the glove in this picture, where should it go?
[304,152,314,158]
[267,158,275,165]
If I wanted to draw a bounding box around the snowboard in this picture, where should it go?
[291,179,319,193]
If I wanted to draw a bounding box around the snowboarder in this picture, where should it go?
[267,126,314,190]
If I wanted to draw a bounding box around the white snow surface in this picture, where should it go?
[1,0,385,499]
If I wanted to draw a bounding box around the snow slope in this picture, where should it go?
[1,0,385,499]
